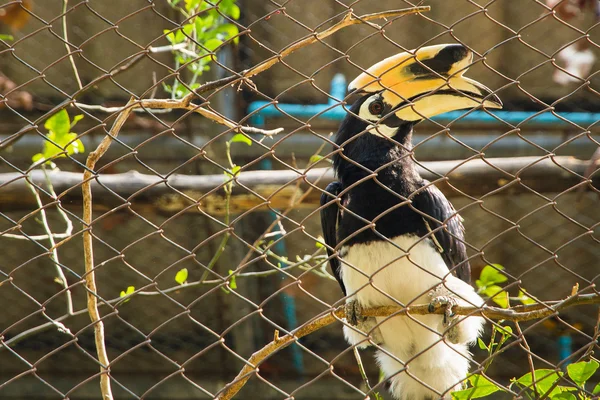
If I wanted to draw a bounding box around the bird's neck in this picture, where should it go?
[334,124,421,191]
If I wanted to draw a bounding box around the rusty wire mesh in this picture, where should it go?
[1,0,599,399]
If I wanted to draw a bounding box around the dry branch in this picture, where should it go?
[217,293,600,400]
[194,6,430,95]
[73,7,429,139]
[1,156,597,213]
[81,98,137,400]
[74,98,283,136]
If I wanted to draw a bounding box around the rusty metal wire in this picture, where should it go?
[1,0,599,399]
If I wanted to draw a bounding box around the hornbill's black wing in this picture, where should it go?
[413,182,471,283]
[320,181,346,295]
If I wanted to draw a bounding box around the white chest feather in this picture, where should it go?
[339,234,485,400]
[340,234,449,306]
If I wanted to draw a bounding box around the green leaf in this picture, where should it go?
[309,155,324,163]
[230,133,252,146]
[44,109,70,136]
[224,165,241,180]
[228,270,237,290]
[164,29,175,44]
[566,360,599,387]
[175,29,186,43]
[497,325,513,337]
[229,4,240,19]
[70,114,84,129]
[185,0,203,11]
[36,110,85,165]
[214,23,240,44]
[182,22,194,37]
[452,375,501,400]
[593,382,600,394]
[518,289,536,305]
[481,285,509,308]
[175,268,188,285]
[119,286,135,303]
[164,28,186,44]
[477,337,489,351]
[373,392,384,400]
[204,38,223,52]
[0,34,14,41]
[315,236,325,249]
[476,264,508,288]
[514,369,563,397]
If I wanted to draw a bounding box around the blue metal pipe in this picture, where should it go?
[248,74,600,127]
[558,335,573,368]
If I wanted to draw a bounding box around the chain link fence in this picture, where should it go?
[1,0,599,399]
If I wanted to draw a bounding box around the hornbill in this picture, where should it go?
[320,44,502,400]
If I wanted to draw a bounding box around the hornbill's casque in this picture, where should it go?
[320,44,502,400]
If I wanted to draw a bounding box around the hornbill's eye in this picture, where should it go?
[368,99,384,116]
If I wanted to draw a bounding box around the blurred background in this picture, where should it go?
[0,0,599,399]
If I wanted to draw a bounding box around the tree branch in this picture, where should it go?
[216,292,600,400]
[62,0,82,91]
[82,98,137,400]
[193,6,430,95]
[73,100,284,136]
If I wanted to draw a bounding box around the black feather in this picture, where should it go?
[323,94,471,290]
[413,183,471,283]
[320,181,346,295]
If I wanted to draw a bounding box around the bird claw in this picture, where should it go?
[345,299,365,326]
[428,293,458,326]
[344,299,383,346]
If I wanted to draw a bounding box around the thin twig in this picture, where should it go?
[21,168,74,315]
[82,98,136,400]
[582,308,600,360]
[234,134,335,277]
[514,320,537,391]
[216,293,600,400]
[73,101,284,136]
[4,167,74,242]
[193,6,430,96]
[3,231,71,241]
[200,140,235,283]
[62,0,82,91]
[235,166,332,269]
[0,252,330,350]
[150,42,198,58]
[354,347,378,399]
[69,7,428,148]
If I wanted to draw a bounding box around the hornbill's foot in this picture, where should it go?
[345,300,383,346]
[428,287,461,344]
[345,299,365,326]
[428,294,458,325]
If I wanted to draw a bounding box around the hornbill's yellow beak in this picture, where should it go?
[349,44,503,121]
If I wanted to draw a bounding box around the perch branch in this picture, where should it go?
[82,99,136,400]
[216,292,600,400]
[193,6,430,95]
